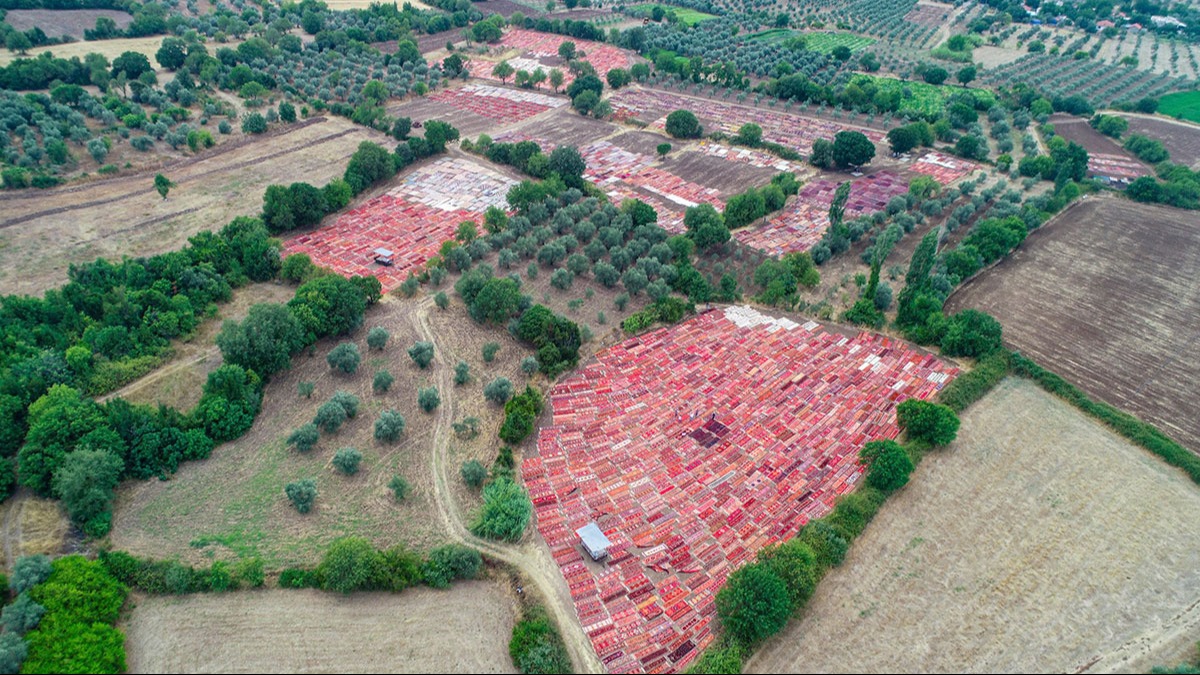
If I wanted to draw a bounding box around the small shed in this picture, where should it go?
[373,248,394,266]
[576,523,611,561]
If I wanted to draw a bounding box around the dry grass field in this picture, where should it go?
[124,583,517,674]
[747,378,1200,674]
[945,196,1200,454]
[0,35,171,66]
[0,115,392,297]
[0,493,70,569]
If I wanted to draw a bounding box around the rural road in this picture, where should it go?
[408,296,605,674]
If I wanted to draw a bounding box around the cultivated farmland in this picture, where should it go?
[946,196,1200,454]
[0,115,392,296]
[746,378,1200,673]
[1120,113,1200,168]
[527,306,957,671]
[2,9,133,38]
[125,583,517,673]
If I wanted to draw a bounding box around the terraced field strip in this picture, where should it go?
[527,306,958,673]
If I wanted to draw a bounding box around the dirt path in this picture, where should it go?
[411,296,604,674]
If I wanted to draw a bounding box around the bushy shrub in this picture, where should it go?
[373,370,394,393]
[286,479,318,513]
[461,459,488,488]
[509,605,572,674]
[367,327,389,350]
[859,440,913,492]
[389,475,410,501]
[418,386,441,412]
[896,399,960,446]
[454,361,471,385]
[470,478,531,541]
[333,448,363,475]
[375,410,406,443]
[482,342,501,362]
[408,341,435,368]
[484,377,515,404]
[422,544,481,589]
[326,342,361,374]
[288,423,320,453]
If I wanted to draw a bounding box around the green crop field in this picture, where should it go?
[632,4,717,25]
[851,75,996,118]
[804,31,877,53]
[1157,91,1200,124]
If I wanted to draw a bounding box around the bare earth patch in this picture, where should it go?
[124,583,517,674]
[746,378,1200,674]
[1119,113,1200,169]
[945,196,1200,453]
[3,9,132,38]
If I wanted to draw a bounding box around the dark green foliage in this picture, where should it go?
[454,361,471,386]
[665,109,702,138]
[389,475,410,501]
[52,448,123,537]
[471,478,531,541]
[896,399,960,446]
[418,386,441,412]
[860,439,913,492]
[500,386,544,445]
[333,447,362,475]
[521,356,539,376]
[621,297,695,334]
[796,520,849,568]
[825,487,885,538]
[470,278,523,325]
[315,399,348,434]
[286,479,318,513]
[373,370,394,394]
[19,385,106,497]
[757,540,821,611]
[422,544,481,589]
[326,342,361,374]
[288,274,368,342]
[319,536,378,594]
[832,130,875,168]
[841,298,884,329]
[0,632,26,674]
[715,563,791,646]
[685,643,744,674]
[724,190,767,229]
[367,327,389,351]
[485,377,515,405]
[940,309,1003,358]
[510,605,573,674]
[408,341,435,369]
[217,303,305,379]
[193,365,263,444]
[1125,134,1170,164]
[937,350,1010,412]
[461,459,488,488]
[374,410,406,443]
[684,203,729,250]
[1011,354,1200,486]
[344,141,397,194]
[514,306,580,377]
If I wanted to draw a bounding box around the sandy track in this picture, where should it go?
[124,584,517,674]
[746,378,1200,673]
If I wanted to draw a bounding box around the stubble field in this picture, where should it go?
[747,378,1200,673]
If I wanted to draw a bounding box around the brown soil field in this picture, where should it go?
[946,196,1200,453]
[659,150,779,197]
[509,105,622,147]
[0,116,391,297]
[481,0,546,18]
[747,378,1200,674]
[3,9,132,38]
[124,583,517,674]
[1049,114,1142,162]
[387,95,503,138]
[1119,113,1200,169]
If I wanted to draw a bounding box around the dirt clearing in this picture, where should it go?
[946,196,1200,453]
[124,583,517,674]
[0,116,391,297]
[747,378,1200,673]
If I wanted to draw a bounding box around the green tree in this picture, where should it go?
[343,141,395,194]
[374,410,406,443]
[217,303,304,379]
[454,361,471,385]
[367,326,389,350]
[482,342,501,362]
[470,278,522,325]
[941,309,1003,357]
[887,126,920,154]
[320,536,378,593]
[332,448,363,475]
[470,478,531,541]
[757,539,821,610]
[241,112,268,134]
[549,68,565,92]
[408,341,435,368]
[684,203,729,250]
[285,479,318,513]
[314,400,349,434]
[484,377,515,404]
[492,60,515,84]
[10,555,52,594]
[326,342,362,374]
[860,439,913,492]
[656,142,672,157]
[737,123,763,146]
[896,399,960,446]
[373,370,394,394]
[0,592,42,634]
[809,137,834,168]
[832,130,875,168]
[665,109,702,139]
[422,544,481,588]
[288,423,319,453]
[19,385,105,497]
[461,459,488,488]
[389,475,410,501]
[956,65,977,86]
[715,563,791,645]
[418,387,441,412]
[922,65,949,85]
[5,32,32,55]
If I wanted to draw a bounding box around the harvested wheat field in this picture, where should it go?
[747,378,1200,674]
[110,295,536,568]
[0,116,391,297]
[0,35,179,66]
[124,583,517,674]
[945,196,1200,453]
[0,493,70,569]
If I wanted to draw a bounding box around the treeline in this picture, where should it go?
[1122,136,1200,210]
[692,399,963,672]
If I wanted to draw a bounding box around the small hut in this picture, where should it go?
[576,523,611,561]
[373,248,394,266]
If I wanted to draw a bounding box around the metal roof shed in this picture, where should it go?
[576,522,611,561]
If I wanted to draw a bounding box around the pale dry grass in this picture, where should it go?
[0,492,70,569]
[746,378,1200,673]
[124,583,518,674]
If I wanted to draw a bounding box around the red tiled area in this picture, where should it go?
[426,83,566,123]
[1088,152,1150,179]
[527,306,958,673]
[909,151,983,184]
[468,28,635,85]
[282,158,516,291]
[734,171,908,256]
[608,88,886,155]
